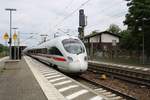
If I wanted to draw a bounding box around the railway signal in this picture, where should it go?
[78,9,87,41]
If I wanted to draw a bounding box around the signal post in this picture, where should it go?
[13,32,17,59]
[78,9,87,41]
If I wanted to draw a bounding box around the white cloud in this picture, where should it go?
[0,0,128,46]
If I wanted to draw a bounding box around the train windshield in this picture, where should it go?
[62,38,85,54]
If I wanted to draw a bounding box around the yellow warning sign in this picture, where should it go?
[3,32,9,40]
[13,32,17,41]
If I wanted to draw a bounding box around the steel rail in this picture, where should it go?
[88,63,150,86]
[78,75,137,100]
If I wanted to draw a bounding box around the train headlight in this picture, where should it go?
[67,56,73,62]
[84,56,88,61]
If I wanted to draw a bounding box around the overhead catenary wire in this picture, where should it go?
[55,0,126,30]
[54,0,93,28]
[53,0,75,22]
[86,11,127,31]
[82,1,127,32]
[87,1,126,20]
[20,33,39,43]
[52,0,127,36]
[64,0,74,10]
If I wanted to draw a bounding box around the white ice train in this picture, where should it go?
[24,36,88,73]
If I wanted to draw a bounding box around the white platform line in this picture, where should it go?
[98,90,107,93]
[102,92,112,95]
[135,67,141,70]
[58,85,79,92]
[66,89,89,100]
[128,66,134,69]
[43,73,58,77]
[107,94,116,97]
[39,68,49,70]
[94,88,103,91]
[42,73,51,75]
[90,96,104,100]
[42,71,56,74]
[53,80,72,86]
[49,77,66,83]
[142,68,149,71]
[40,71,52,74]
[46,74,62,79]
[40,70,56,73]
[0,56,8,62]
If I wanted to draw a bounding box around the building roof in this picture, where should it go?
[84,31,121,39]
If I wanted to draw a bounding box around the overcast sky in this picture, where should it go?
[0,0,128,46]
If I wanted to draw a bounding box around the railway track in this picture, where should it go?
[88,62,150,86]
[30,56,136,100]
[73,75,136,100]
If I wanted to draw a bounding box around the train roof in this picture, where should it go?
[23,35,79,51]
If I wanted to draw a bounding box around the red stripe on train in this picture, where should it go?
[53,57,66,62]
[37,53,66,62]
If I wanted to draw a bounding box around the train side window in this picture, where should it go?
[42,48,47,54]
[48,47,63,56]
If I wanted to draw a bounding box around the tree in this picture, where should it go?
[124,0,150,57]
[119,30,132,50]
[0,44,8,53]
[107,24,121,34]
[91,30,98,34]
[0,44,3,53]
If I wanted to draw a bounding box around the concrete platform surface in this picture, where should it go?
[0,57,47,100]
[0,57,8,70]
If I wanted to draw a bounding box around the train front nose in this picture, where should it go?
[68,56,88,73]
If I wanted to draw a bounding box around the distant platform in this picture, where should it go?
[89,60,150,72]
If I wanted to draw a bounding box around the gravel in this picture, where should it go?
[81,71,150,100]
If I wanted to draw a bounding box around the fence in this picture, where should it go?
[85,43,150,66]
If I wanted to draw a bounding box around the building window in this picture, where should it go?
[112,40,117,46]
[103,45,107,51]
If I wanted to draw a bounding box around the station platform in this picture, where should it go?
[89,60,150,71]
[0,57,47,100]
[0,56,104,100]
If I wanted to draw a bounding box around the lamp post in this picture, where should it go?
[142,31,145,64]
[142,18,146,64]
[138,27,143,64]
[5,8,17,59]
[138,17,146,64]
